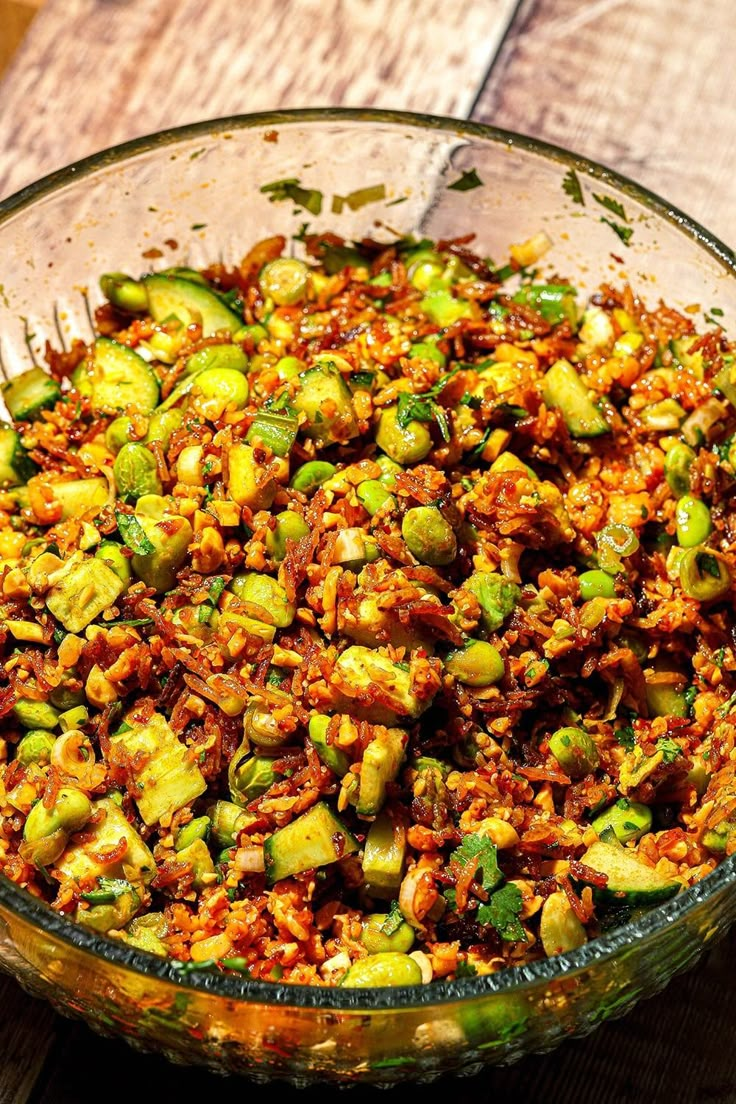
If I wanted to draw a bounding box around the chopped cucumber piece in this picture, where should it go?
[362,810,407,899]
[308,715,350,777]
[52,478,109,520]
[292,362,358,446]
[110,712,206,827]
[72,338,160,414]
[0,423,35,486]
[577,840,680,905]
[2,367,61,420]
[46,556,125,633]
[542,358,610,438]
[263,802,358,885]
[143,274,242,337]
[356,728,407,816]
[56,798,155,886]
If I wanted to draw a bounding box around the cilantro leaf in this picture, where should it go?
[615,725,636,750]
[562,168,584,206]
[448,168,484,192]
[656,737,682,765]
[477,883,525,941]
[593,193,628,221]
[600,217,633,246]
[455,960,478,978]
[449,833,503,894]
[381,901,404,936]
[115,510,155,555]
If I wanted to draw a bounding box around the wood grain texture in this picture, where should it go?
[0,974,59,1104]
[472,0,736,244]
[0,0,518,200]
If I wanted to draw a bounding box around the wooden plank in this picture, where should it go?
[472,0,736,243]
[0,0,518,201]
[0,974,59,1104]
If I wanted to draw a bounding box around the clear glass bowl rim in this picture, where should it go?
[0,105,734,1012]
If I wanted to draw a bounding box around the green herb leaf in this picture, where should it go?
[455,959,478,978]
[260,178,323,216]
[656,737,682,765]
[477,882,525,940]
[449,833,503,895]
[448,169,484,192]
[562,168,585,206]
[81,877,131,906]
[615,725,636,750]
[332,184,387,212]
[115,510,155,555]
[593,193,628,221]
[600,217,633,246]
[381,901,404,936]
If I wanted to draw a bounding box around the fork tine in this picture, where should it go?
[53,302,67,352]
[23,318,39,368]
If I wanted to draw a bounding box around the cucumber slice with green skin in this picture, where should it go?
[308,715,350,777]
[577,840,680,905]
[263,802,358,885]
[2,367,61,421]
[356,727,407,816]
[362,810,407,899]
[143,274,242,337]
[72,338,160,414]
[292,362,359,446]
[542,358,610,438]
[0,423,36,486]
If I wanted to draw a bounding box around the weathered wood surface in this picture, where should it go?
[0,1,735,1100]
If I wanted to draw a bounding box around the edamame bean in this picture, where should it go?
[402,506,457,566]
[676,495,712,548]
[462,572,520,633]
[274,355,305,381]
[259,258,310,305]
[374,454,403,488]
[175,816,211,852]
[184,344,248,377]
[16,729,56,766]
[409,341,446,368]
[265,512,310,561]
[360,914,416,955]
[340,952,423,988]
[105,415,136,453]
[445,640,505,687]
[113,443,162,501]
[548,726,599,778]
[145,407,184,448]
[13,700,59,730]
[290,461,336,494]
[357,480,395,516]
[375,406,432,465]
[406,250,445,292]
[196,367,249,410]
[591,798,652,843]
[664,442,695,496]
[230,572,295,627]
[579,569,615,600]
[230,754,279,801]
[24,786,92,845]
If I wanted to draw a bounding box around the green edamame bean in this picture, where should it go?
[230,572,295,627]
[679,546,732,601]
[463,571,520,633]
[105,415,136,453]
[360,915,416,955]
[357,479,395,516]
[374,454,403,488]
[16,730,56,766]
[375,406,432,465]
[175,816,211,852]
[24,786,92,844]
[664,442,695,496]
[548,726,599,778]
[49,675,85,712]
[95,540,132,587]
[406,250,444,292]
[230,754,279,801]
[13,700,59,730]
[184,344,248,377]
[196,367,249,410]
[265,512,310,561]
[259,258,310,306]
[113,443,162,501]
[290,461,337,495]
[274,355,305,381]
[341,952,423,988]
[145,407,184,448]
[402,506,457,566]
[409,341,446,368]
[579,569,615,600]
[99,273,148,313]
[676,495,712,548]
[445,640,505,687]
[591,798,652,843]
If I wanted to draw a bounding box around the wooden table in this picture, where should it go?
[1,2,735,1100]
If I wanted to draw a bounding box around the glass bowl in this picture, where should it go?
[1,108,735,1086]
